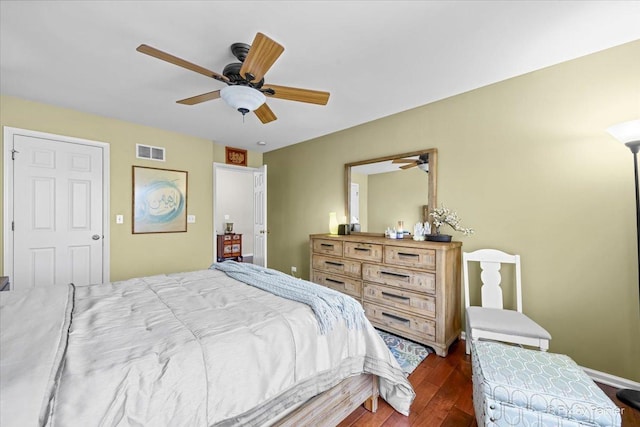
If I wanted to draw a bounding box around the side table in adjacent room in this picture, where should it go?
[216,234,243,262]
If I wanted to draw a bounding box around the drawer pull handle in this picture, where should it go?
[326,278,345,285]
[325,261,344,267]
[354,247,371,252]
[320,243,334,248]
[398,252,419,258]
[381,292,410,302]
[382,312,410,325]
[381,271,410,280]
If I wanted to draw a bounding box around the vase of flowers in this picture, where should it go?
[427,204,474,242]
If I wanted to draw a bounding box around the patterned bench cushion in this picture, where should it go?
[471,341,622,427]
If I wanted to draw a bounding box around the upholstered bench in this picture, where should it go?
[471,341,622,426]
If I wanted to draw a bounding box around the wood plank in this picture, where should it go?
[441,407,474,427]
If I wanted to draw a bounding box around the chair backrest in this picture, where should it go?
[463,249,522,312]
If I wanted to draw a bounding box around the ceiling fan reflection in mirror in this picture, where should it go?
[136,32,330,124]
[392,153,429,172]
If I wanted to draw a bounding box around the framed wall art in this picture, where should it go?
[225,146,248,166]
[132,166,188,234]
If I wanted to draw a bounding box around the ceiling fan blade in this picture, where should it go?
[254,103,277,124]
[262,84,330,105]
[400,163,418,170]
[392,158,417,164]
[137,44,229,83]
[176,90,221,105]
[240,33,284,83]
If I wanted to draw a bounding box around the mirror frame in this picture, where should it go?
[344,148,438,234]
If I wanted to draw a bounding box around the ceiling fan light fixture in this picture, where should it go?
[220,85,266,115]
[418,162,429,173]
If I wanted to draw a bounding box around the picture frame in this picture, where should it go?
[225,146,248,166]
[132,166,188,234]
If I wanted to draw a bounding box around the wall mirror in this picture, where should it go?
[345,148,437,234]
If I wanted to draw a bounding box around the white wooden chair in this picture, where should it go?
[463,249,551,354]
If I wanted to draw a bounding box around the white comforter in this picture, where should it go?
[1,269,414,427]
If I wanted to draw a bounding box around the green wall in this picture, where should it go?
[265,41,640,381]
[368,167,429,233]
[0,95,262,281]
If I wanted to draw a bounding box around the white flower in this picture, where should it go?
[429,204,474,236]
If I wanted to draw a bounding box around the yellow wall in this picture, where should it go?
[0,95,262,281]
[265,41,640,381]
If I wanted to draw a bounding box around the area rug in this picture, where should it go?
[377,329,431,375]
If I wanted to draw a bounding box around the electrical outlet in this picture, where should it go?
[116,215,124,224]
[291,266,297,275]
[187,215,196,223]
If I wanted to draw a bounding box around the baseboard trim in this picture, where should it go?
[582,367,640,390]
[459,333,639,390]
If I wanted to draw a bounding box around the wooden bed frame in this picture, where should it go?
[274,373,379,426]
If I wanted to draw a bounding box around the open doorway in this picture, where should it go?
[213,163,267,266]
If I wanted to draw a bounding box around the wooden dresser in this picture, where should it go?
[309,234,461,357]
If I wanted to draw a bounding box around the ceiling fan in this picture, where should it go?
[136,32,330,124]
[392,154,430,172]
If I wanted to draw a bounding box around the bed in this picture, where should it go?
[0,262,414,426]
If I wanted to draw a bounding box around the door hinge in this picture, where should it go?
[11,149,19,160]
[11,221,15,231]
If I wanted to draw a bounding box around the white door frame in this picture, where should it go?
[3,126,111,285]
[212,162,265,264]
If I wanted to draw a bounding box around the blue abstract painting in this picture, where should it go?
[133,166,187,233]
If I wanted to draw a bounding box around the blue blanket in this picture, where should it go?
[211,261,366,334]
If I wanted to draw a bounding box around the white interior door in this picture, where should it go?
[253,165,267,267]
[350,182,360,223]
[4,128,109,289]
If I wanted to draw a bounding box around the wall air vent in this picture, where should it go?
[136,144,165,161]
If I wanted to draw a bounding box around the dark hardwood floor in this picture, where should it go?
[339,340,640,426]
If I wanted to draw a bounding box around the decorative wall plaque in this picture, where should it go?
[225,146,248,166]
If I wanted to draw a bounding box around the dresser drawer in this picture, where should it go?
[364,283,435,318]
[364,302,435,341]
[344,242,383,262]
[222,234,241,241]
[363,263,436,294]
[312,254,361,278]
[312,271,362,299]
[312,239,343,257]
[384,246,436,270]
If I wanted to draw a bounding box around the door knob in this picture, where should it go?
[92,234,101,240]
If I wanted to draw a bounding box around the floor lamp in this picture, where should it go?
[607,119,640,412]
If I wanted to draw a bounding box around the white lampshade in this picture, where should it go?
[607,119,640,144]
[220,85,266,114]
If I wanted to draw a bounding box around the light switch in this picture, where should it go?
[187,215,196,223]
[116,215,124,224]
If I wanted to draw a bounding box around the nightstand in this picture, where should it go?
[216,234,243,262]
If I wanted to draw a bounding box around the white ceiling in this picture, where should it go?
[1,1,639,153]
